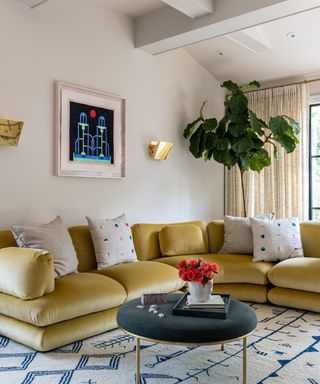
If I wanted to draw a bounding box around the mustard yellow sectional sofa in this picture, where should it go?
[0,219,319,352]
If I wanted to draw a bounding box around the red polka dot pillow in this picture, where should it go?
[250,217,304,262]
[86,214,137,269]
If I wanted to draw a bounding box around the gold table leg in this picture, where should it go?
[243,337,247,384]
[221,343,225,351]
[136,337,140,384]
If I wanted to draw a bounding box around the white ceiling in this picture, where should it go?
[15,0,320,85]
[100,1,320,85]
[185,7,320,85]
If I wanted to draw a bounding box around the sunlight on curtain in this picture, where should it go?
[225,83,309,220]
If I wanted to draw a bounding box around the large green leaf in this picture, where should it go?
[199,129,206,156]
[249,148,271,172]
[277,135,296,153]
[251,136,264,149]
[183,117,202,138]
[227,94,248,115]
[202,118,218,131]
[239,153,250,171]
[229,122,247,137]
[232,136,254,154]
[269,116,291,136]
[269,116,298,153]
[216,116,228,134]
[213,135,229,150]
[221,80,241,94]
[249,110,264,136]
[240,80,261,92]
[229,111,248,124]
[283,115,300,135]
[205,131,215,150]
[189,128,204,158]
[205,133,229,151]
[213,149,238,169]
[273,144,278,159]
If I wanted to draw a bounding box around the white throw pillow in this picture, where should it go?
[11,216,78,278]
[219,214,273,255]
[86,214,137,269]
[250,217,304,262]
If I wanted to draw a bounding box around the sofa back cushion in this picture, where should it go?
[68,226,97,272]
[300,222,320,258]
[0,230,17,249]
[207,221,225,253]
[131,221,208,261]
[159,224,206,257]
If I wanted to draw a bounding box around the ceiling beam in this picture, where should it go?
[135,0,320,54]
[162,0,214,19]
[226,29,271,54]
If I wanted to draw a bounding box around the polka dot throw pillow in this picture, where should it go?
[250,217,304,262]
[86,214,137,269]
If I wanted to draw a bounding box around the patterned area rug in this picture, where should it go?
[0,303,319,384]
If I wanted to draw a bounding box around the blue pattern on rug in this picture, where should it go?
[0,304,319,383]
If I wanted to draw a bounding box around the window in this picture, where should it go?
[309,103,320,220]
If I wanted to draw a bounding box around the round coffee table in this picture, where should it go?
[117,293,257,384]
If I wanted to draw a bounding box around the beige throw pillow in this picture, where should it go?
[219,214,273,255]
[11,216,78,278]
[86,214,137,269]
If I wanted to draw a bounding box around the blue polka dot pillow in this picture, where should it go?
[250,217,304,262]
[86,214,137,269]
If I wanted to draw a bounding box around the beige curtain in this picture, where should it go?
[225,83,309,219]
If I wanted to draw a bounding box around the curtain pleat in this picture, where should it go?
[224,83,309,219]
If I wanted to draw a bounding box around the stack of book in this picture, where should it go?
[173,293,231,319]
[185,295,226,312]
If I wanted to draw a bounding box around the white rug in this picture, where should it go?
[0,303,319,384]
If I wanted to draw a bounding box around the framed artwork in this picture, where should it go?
[55,81,125,178]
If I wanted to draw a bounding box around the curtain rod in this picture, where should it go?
[244,77,320,93]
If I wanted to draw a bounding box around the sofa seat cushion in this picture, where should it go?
[0,273,126,327]
[155,254,273,285]
[93,261,185,300]
[268,258,320,293]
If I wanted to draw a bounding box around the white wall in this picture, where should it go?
[0,0,225,229]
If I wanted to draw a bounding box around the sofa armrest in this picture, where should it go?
[0,247,55,300]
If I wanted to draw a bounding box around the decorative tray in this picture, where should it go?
[172,293,231,319]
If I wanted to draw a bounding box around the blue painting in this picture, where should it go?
[69,101,114,165]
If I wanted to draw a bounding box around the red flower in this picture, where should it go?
[178,260,187,269]
[187,269,195,281]
[188,258,198,268]
[179,269,187,280]
[177,258,219,284]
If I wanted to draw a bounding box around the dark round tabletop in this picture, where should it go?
[117,294,257,344]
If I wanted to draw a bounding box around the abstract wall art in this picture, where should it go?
[55,81,125,178]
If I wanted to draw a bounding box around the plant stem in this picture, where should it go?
[240,169,247,217]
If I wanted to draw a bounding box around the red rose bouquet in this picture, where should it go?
[178,258,219,286]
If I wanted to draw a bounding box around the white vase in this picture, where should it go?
[188,280,213,302]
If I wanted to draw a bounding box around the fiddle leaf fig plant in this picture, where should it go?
[183,80,300,216]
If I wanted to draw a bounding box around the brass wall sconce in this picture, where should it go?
[0,119,24,146]
[149,141,173,160]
